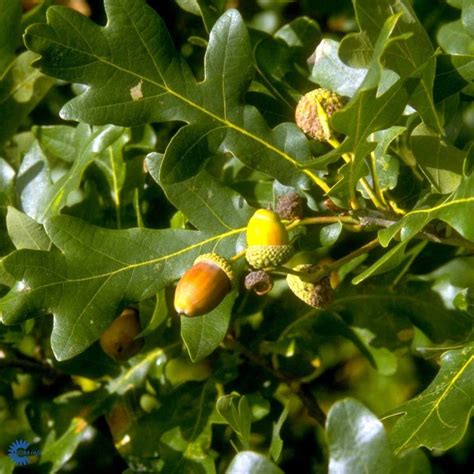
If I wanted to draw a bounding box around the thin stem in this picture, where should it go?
[357,213,474,251]
[303,169,331,194]
[326,238,380,271]
[0,344,57,378]
[391,241,427,287]
[285,215,357,231]
[327,138,385,211]
[369,151,388,207]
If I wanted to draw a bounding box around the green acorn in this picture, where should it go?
[245,209,293,269]
[174,253,234,317]
[286,264,333,308]
[295,88,346,142]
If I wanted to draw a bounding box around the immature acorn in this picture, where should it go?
[174,253,234,317]
[99,307,144,362]
[276,193,304,221]
[295,88,346,142]
[245,209,293,269]
[286,264,333,309]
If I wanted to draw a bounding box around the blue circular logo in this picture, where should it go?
[8,439,31,466]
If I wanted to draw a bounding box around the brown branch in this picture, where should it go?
[357,213,474,251]
[0,344,58,378]
[224,336,326,426]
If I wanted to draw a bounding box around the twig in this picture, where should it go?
[0,344,57,378]
[224,336,326,426]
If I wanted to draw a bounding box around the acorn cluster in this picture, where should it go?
[100,87,345,355]
[171,198,334,321]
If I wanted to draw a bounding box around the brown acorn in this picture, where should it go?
[245,209,293,269]
[174,253,234,317]
[295,88,346,142]
[99,307,144,362]
[244,270,273,296]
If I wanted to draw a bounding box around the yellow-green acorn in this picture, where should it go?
[99,308,144,362]
[295,88,346,142]
[245,209,293,269]
[174,253,234,317]
[286,264,333,308]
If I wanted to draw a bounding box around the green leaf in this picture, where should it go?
[0,215,244,360]
[352,0,442,132]
[358,127,403,199]
[352,240,410,285]
[217,393,252,449]
[226,451,284,474]
[334,283,472,349]
[326,398,431,474]
[309,39,366,97]
[181,291,236,362]
[0,51,55,145]
[33,125,77,163]
[411,124,465,194]
[18,124,125,223]
[6,206,51,251]
[24,2,321,191]
[124,381,216,472]
[95,128,131,207]
[327,398,395,474]
[318,13,420,201]
[175,0,225,32]
[255,16,321,107]
[454,287,474,316]
[147,152,253,233]
[27,390,109,472]
[437,20,474,56]
[0,158,16,206]
[0,458,14,474]
[379,172,474,247]
[269,310,378,371]
[108,347,168,395]
[320,222,342,247]
[0,0,22,73]
[269,404,288,462]
[390,342,474,454]
[462,0,474,32]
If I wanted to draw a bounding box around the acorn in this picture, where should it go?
[286,264,333,308]
[99,307,144,362]
[276,193,304,221]
[295,88,346,142]
[174,253,234,317]
[245,209,293,269]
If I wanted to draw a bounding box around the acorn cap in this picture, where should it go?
[244,270,273,295]
[246,244,294,269]
[295,88,346,142]
[194,253,234,284]
[286,264,333,308]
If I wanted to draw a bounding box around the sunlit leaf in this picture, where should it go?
[390,342,474,453]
